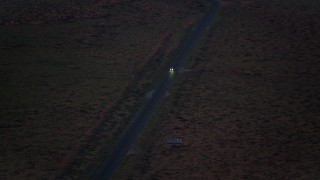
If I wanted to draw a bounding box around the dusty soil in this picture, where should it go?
[117,0,320,179]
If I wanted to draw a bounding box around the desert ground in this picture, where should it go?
[0,0,209,179]
[116,0,320,179]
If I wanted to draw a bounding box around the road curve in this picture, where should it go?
[94,1,220,179]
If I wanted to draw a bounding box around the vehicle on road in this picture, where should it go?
[166,138,182,145]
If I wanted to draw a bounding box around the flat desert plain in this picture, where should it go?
[117,0,320,179]
[0,0,208,179]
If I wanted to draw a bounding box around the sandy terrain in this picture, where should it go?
[117,0,320,179]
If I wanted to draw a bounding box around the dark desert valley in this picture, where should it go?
[1,0,320,179]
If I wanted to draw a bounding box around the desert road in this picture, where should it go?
[94,1,220,179]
